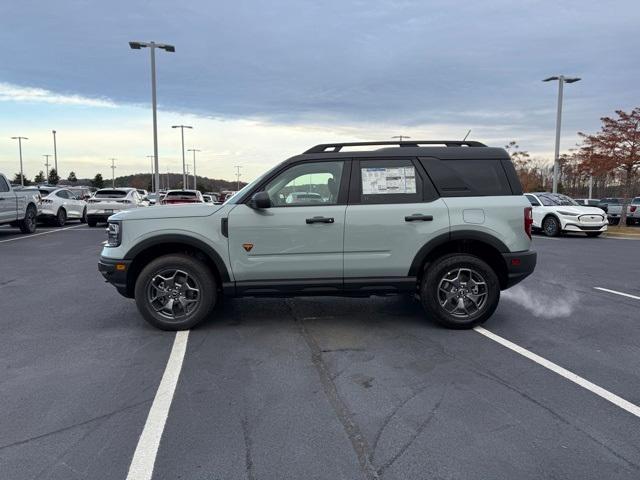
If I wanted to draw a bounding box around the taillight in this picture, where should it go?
[631,206,637,213]
[524,207,533,239]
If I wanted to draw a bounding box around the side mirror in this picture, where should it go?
[250,191,271,209]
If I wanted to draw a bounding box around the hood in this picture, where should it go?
[110,203,224,221]
[556,206,605,215]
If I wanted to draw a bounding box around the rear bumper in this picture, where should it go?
[98,256,132,297]
[502,250,537,289]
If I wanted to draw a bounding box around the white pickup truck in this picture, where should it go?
[0,173,40,234]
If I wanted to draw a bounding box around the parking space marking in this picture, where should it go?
[0,224,85,243]
[474,326,640,419]
[594,287,640,301]
[126,331,190,480]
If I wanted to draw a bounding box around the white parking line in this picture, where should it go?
[0,224,85,243]
[126,331,190,480]
[474,326,640,419]
[593,287,640,301]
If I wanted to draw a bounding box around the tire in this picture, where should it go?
[134,254,217,331]
[420,254,500,329]
[54,208,67,227]
[586,232,602,237]
[18,205,37,234]
[80,208,87,224]
[542,215,560,237]
[87,218,97,227]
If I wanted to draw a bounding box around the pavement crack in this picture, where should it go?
[241,418,256,480]
[0,397,152,452]
[376,384,448,476]
[285,300,380,480]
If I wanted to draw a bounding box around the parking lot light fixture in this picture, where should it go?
[52,130,58,173]
[172,125,193,188]
[543,75,581,193]
[110,158,117,188]
[43,154,52,180]
[129,40,175,195]
[11,136,28,186]
[391,135,411,142]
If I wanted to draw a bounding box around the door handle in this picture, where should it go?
[306,216,334,224]
[405,214,433,222]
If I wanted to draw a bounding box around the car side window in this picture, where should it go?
[56,190,69,199]
[263,161,344,207]
[356,159,424,205]
[0,177,9,192]
[525,194,541,206]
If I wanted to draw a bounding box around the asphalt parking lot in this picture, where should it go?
[1,225,639,480]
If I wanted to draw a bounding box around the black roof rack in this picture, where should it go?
[304,140,487,154]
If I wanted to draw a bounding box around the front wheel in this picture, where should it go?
[420,254,500,329]
[87,218,97,227]
[134,254,217,330]
[542,216,560,237]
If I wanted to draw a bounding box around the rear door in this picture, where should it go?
[227,159,349,284]
[0,176,15,222]
[343,158,449,284]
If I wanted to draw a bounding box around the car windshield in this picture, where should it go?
[604,198,621,204]
[95,190,128,198]
[632,197,640,204]
[537,193,578,206]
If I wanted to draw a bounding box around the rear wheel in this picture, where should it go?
[420,254,500,329]
[87,218,97,227]
[18,205,37,234]
[586,232,602,237]
[542,216,560,237]
[54,208,67,227]
[134,254,217,330]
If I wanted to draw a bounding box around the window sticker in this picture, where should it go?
[361,166,416,194]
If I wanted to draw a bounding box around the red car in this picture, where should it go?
[160,190,205,205]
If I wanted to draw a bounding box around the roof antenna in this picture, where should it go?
[462,129,471,141]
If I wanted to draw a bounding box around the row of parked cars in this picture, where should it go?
[525,192,640,237]
[0,171,235,234]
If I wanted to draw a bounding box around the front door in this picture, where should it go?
[227,160,349,284]
[0,176,15,223]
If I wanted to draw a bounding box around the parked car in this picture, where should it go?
[574,198,602,208]
[626,197,640,225]
[285,191,324,204]
[99,139,536,331]
[597,197,623,223]
[146,192,159,205]
[37,187,88,226]
[86,188,147,227]
[202,194,214,204]
[136,189,148,198]
[525,192,608,237]
[67,186,93,200]
[0,173,40,233]
[160,190,204,205]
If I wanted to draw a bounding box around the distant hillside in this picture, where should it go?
[59,173,246,193]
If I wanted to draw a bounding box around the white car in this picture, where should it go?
[36,187,87,226]
[525,192,608,237]
[87,188,148,227]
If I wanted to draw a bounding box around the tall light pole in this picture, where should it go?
[187,148,200,190]
[11,136,28,186]
[391,135,410,142]
[52,130,58,172]
[110,158,117,188]
[172,125,192,188]
[146,155,155,192]
[234,165,242,191]
[129,41,175,195]
[44,155,52,180]
[543,75,581,193]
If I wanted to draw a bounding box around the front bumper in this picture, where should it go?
[502,250,537,289]
[98,256,132,297]
[562,222,608,232]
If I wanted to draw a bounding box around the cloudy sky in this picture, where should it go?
[1,0,639,182]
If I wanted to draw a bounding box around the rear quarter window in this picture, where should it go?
[419,158,514,197]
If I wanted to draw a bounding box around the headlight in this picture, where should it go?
[557,210,577,216]
[107,222,122,247]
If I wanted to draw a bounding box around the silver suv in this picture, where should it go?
[98,140,536,330]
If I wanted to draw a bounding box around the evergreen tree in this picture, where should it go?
[92,173,104,189]
[34,171,46,183]
[12,173,31,185]
[68,171,78,183]
[48,168,60,185]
